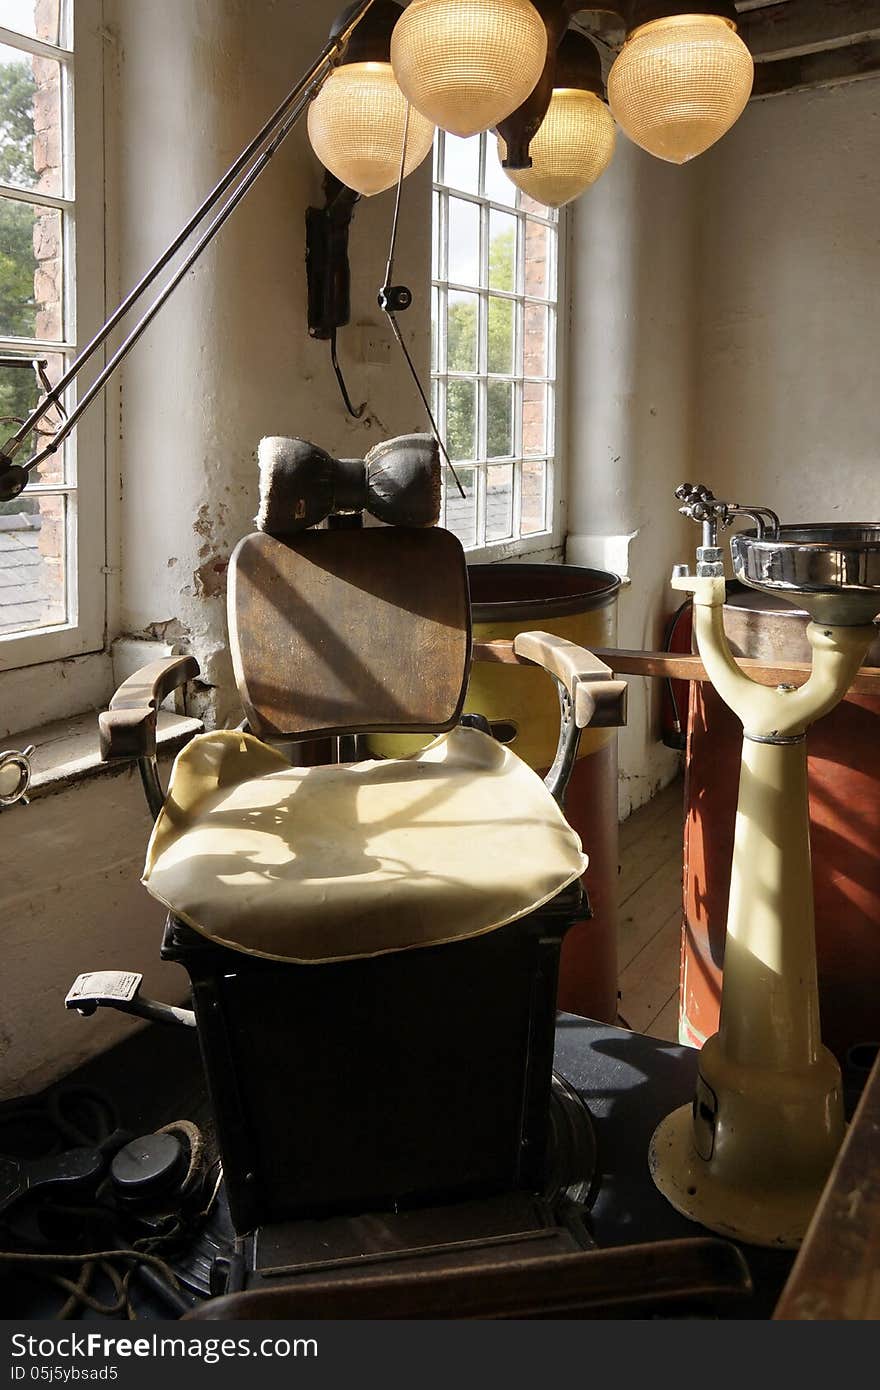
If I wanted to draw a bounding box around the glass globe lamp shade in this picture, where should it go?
[307,62,436,197]
[607,14,754,165]
[499,89,617,208]
[390,0,548,139]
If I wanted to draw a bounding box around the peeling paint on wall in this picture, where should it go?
[140,618,189,646]
[194,555,229,599]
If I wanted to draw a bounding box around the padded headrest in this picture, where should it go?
[256,433,441,536]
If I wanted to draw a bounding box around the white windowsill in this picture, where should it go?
[6,708,203,802]
[463,535,563,565]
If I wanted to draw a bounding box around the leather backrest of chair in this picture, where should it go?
[228,526,471,740]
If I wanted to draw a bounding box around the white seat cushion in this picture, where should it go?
[142,725,587,963]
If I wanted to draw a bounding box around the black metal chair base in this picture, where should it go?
[162,886,586,1234]
[206,1071,598,1297]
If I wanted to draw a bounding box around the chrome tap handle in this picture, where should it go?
[675,483,727,573]
[675,484,780,539]
[0,745,35,808]
[675,482,715,505]
[674,484,781,576]
[676,483,725,539]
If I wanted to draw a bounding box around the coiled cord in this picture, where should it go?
[0,1087,215,1318]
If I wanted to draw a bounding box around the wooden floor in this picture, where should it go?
[617,777,686,1043]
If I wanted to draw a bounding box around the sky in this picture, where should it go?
[440,134,520,286]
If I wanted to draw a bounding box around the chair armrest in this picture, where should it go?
[512,632,628,729]
[471,633,627,808]
[99,655,200,762]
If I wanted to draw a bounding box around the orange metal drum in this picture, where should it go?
[681,585,880,1061]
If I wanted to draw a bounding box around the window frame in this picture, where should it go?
[431,128,567,562]
[0,0,106,676]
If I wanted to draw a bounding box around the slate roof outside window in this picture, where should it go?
[0,511,48,635]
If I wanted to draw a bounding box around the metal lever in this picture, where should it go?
[0,745,35,808]
[66,971,196,1029]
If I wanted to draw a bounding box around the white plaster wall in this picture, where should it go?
[0,653,111,740]
[106,0,433,726]
[566,80,880,815]
[691,78,880,522]
[565,136,692,818]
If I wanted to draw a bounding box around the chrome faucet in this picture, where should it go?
[674,483,780,577]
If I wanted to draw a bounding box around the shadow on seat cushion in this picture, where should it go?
[142,726,587,963]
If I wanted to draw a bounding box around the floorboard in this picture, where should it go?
[618,777,683,852]
[617,778,685,1042]
[646,992,680,1043]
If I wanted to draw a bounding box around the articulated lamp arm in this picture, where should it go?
[0,0,379,502]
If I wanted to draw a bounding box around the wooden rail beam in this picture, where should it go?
[752,35,880,97]
[735,0,788,12]
[473,640,880,696]
[739,0,880,62]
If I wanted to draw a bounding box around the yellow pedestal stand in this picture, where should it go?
[649,573,875,1249]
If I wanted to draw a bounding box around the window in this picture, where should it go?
[431,128,563,556]
[0,0,104,669]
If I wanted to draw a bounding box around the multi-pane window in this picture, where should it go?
[431,129,560,552]
[0,0,96,653]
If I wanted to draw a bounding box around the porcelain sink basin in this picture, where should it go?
[730,525,880,626]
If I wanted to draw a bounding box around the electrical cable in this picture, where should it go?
[0,1248,185,1319]
[382,104,409,296]
[330,327,367,418]
[157,1121,205,1198]
[0,1086,214,1318]
[380,106,466,500]
[661,600,691,751]
[57,1260,99,1322]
